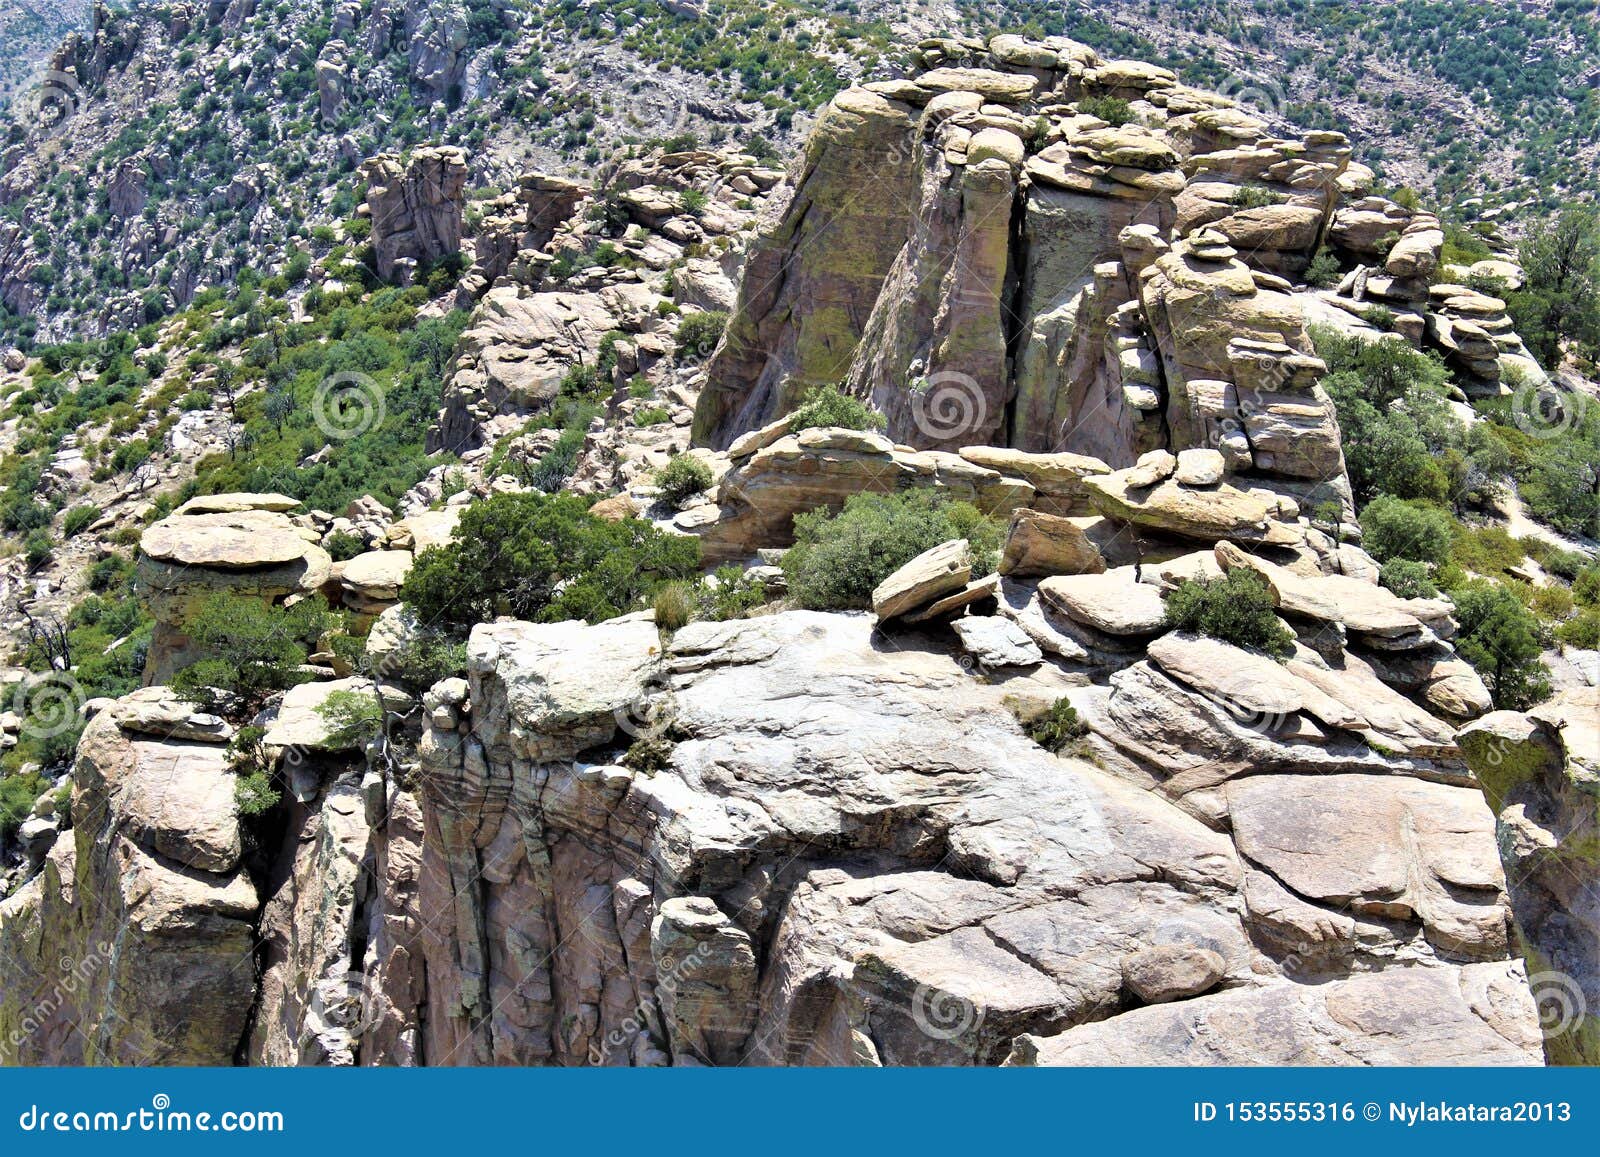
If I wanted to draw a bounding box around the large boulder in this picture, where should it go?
[1460,689,1600,1064]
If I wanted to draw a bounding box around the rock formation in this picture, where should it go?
[1461,690,1599,1065]
[360,146,469,285]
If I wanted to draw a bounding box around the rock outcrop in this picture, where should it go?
[1461,689,1600,1065]
[361,146,469,285]
[0,699,257,1064]
[692,36,1354,518]
[136,499,332,683]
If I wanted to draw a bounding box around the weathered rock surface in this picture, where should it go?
[361,146,468,284]
[1461,690,1600,1065]
[0,701,257,1063]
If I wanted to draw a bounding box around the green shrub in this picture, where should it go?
[1230,184,1286,209]
[1379,559,1438,599]
[401,491,702,630]
[674,310,727,358]
[1575,567,1600,607]
[62,505,100,537]
[782,490,1000,611]
[1556,608,1600,649]
[374,630,467,688]
[314,688,385,749]
[1078,95,1132,125]
[171,593,334,708]
[1024,697,1089,754]
[655,455,713,508]
[1450,522,1527,577]
[788,385,885,434]
[324,530,366,561]
[1304,247,1342,288]
[226,727,280,817]
[24,528,54,569]
[1451,582,1551,709]
[1360,496,1455,565]
[633,405,671,427]
[1163,570,1296,660]
[0,770,47,842]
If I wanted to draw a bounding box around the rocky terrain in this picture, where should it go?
[0,26,1598,1070]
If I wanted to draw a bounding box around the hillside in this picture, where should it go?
[0,13,1597,1070]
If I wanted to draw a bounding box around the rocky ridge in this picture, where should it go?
[0,30,1593,1070]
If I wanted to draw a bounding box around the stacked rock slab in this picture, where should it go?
[692,33,1353,517]
[136,496,331,684]
[0,696,257,1063]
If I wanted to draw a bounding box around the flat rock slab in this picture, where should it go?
[873,539,971,622]
[952,616,1042,669]
[1009,964,1540,1065]
[141,510,316,569]
[1039,569,1166,636]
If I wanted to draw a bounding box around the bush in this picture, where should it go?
[171,593,334,708]
[1024,697,1089,754]
[788,385,886,434]
[1379,559,1438,599]
[1359,496,1454,565]
[374,630,467,688]
[1304,247,1342,288]
[1163,570,1296,660]
[62,505,100,537]
[674,310,727,359]
[652,582,696,630]
[1078,95,1132,125]
[314,688,385,749]
[0,770,47,842]
[402,491,702,630]
[633,405,671,427]
[324,530,366,561]
[782,490,1000,611]
[24,528,54,569]
[1556,608,1600,649]
[226,727,280,817]
[655,455,713,508]
[1575,567,1600,607]
[1451,582,1551,709]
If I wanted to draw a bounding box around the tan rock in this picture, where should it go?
[873,540,972,622]
[1000,509,1107,578]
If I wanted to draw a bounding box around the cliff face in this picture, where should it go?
[0,603,1545,1066]
[693,35,1540,518]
